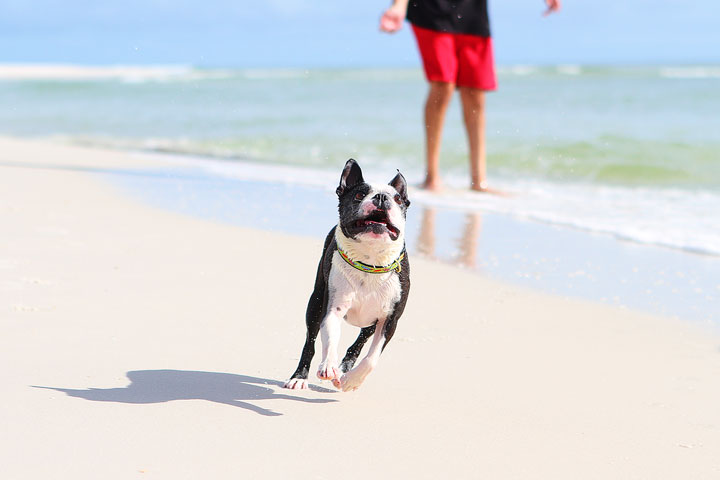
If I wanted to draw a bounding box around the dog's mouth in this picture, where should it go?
[351,209,400,240]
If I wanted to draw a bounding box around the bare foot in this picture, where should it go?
[421,177,443,192]
[470,183,511,196]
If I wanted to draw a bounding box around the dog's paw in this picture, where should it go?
[316,362,340,381]
[283,378,308,390]
[339,359,355,373]
[332,370,366,392]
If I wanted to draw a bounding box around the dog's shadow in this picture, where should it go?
[33,369,336,417]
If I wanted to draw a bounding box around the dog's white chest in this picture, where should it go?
[328,253,402,328]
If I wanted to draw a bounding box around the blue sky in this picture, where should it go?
[1,1,718,66]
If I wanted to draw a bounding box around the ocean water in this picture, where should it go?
[1,64,719,255]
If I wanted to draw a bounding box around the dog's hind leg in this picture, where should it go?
[340,325,376,373]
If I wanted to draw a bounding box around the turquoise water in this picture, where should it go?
[1,65,719,254]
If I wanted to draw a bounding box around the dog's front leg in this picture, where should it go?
[317,304,349,381]
[333,318,387,392]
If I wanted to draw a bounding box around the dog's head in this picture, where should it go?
[335,158,410,243]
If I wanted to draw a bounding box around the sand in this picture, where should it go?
[1,137,719,479]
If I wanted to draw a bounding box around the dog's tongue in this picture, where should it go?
[355,209,399,239]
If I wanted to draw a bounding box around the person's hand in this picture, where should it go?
[380,4,405,33]
[543,0,561,16]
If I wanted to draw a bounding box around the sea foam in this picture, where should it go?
[157,152,720,258]
[0,64,232,83]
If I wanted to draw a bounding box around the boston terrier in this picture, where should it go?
[284,159,411,392]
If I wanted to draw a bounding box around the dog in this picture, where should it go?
[284,159,411,392]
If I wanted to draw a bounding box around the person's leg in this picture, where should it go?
[423,81,455,191]
[411,25,458,191]
[456,33,496,192]
[459,87,487,191]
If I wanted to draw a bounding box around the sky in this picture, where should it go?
[1,1,718,67]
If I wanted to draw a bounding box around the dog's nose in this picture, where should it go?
[372,193,391,210]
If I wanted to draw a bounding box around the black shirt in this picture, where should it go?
[407,0,490,37]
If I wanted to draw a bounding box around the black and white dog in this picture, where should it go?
[284,159,411,392]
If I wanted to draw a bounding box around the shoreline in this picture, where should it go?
[7,133,720,258]
[3,135,719,325]
[57,138,717,326]
[2,136,720,478]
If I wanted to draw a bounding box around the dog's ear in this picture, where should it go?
[336,158,364,197]
[389,170,411,207]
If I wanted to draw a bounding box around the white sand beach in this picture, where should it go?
[1,137,720,479]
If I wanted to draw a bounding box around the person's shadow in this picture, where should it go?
[33,369,336,417]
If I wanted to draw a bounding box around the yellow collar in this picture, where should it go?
[337,247,405,274]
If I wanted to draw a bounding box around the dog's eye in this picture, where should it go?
[354,192,364,202]
[394,194,403,205]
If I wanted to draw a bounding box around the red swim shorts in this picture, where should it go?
[411,24,497,91]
